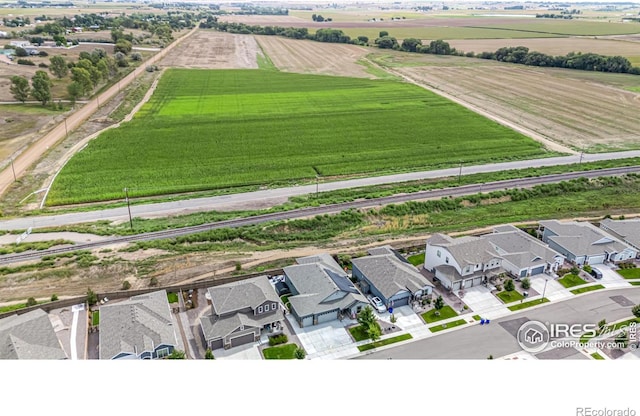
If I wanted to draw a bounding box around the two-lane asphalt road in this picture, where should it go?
[357,287,640,359]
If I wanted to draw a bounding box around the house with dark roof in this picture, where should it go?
[599,218,640,253]
[484,225,565,278]
[200,275,284,350]
[0,309,67,360]
[99,290,179,360]
[539,220,637,265]
[284,254,368,328]
[352,247,434,308]
[425,233,503,291]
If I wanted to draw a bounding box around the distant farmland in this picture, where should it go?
[47,69,551,205]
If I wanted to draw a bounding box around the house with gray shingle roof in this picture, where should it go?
[352,251,434,308]
[484,224,565,278]
[0,309,67,360]
[425,233,503,291]
[539,220,637,265]
[200,275,284,350]
[284,254,368,328]
[599,218,640,253]
[99,290,179,360]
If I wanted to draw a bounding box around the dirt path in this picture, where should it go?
[0,26,199,199]
[365,58,577,155]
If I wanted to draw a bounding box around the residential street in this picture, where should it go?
[356,287,640,359]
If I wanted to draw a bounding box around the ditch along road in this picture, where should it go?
[1,165,639,265]
[0,25,199,198]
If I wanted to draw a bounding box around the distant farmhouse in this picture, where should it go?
[0,309,67,360]
[99,290,180,360]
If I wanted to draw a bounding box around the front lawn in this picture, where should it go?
[407,253,425,267]
[262,344,298,359]
[167,292,179,304]
[92,310,100,326]
[508,298,550,311]
[558,273,587,288]
[349,324,381,342]
[472,315,482,321]
[280,295,290,307]
[591,352,605,360]
[421,306,458,323]
[496,290,524,304]
[429,319,467,333]
[618,268,640,279]
[358,334,413,352]
[570,284,604,295]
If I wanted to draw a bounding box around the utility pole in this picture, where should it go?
[124,187,133,230]
[64,117,68,138]
[10,159,16,182]
[316,175,319,199]
[579,146,584,164]
[458,162,462,184]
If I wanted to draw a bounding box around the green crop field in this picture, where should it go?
[48,69,549,205]
[469,20,640,36]
[331,26,563,40]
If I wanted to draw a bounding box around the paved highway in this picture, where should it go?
[3,152,640,232]
[356,287,640,359]
[0,165,639,265]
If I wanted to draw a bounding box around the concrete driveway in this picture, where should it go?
[595,264,631,289]
[530,275,571,301]
[460,285,509,318]
[286,315,358,359]
[213,342,263,360]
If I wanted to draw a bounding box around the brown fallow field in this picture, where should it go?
[255,35,373,78]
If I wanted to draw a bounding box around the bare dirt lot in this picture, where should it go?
[448,37,640,60]
[256,36,373,78]
[379,54,640,151]
[159,30,259,69]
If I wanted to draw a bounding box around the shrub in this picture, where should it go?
[122,280,131,290]
[17,59,35,66]
[235,262,242,271]
[632,305,640,318]
[390,314,397,323]
[521,277,531,290]
[26,297,37,307]
[495,284,502,291]
[583,264,592,274]
[38,63,48,68]
[149,277,158,287]
[38,51,48,57]
[570,266,580,275]
[504,279,515,292]
[51,294,58,302]
[268,334,288,346]
[205,348,214,359]
[87,288,98,306]
[295,346,306,359]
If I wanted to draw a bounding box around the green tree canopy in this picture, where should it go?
[31,70,52,105]
[10,75,30,103]
[49,55,68,78]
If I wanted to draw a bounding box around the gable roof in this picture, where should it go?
[208,275,279,316]
[99,290,178,360]
[284,254,367,318]
[0,309,67,360]
[540,220,633,256]
[428,233,502,267]
[600,218,640,250]
[352,254,434,299]
[484,226,564,269]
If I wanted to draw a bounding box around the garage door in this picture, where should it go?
[301,315,314,328]
[230,332,255,348]
[588,255,605,265]
[472,276,482,287]
[316,310,337,324]
[463,279,473,289]
[530,265,545,276]
[209,338,223,350]
[390,296,410,307]
[453,281,461,291]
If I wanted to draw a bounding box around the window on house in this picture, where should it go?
[272,303,276,311]
[445,257,449,264]
[258,306,263,313]
[156,348,169,359]
[437,250,441,258]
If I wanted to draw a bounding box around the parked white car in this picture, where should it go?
[368,296,387,313]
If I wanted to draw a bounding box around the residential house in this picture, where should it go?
[539,220,637,265]
[484,225,565,278]
[352,246,434,308]
[99,290,179,360]
[200,275,284,350]
[599,218,640,253]
[284,253,368,328]
[0,309,67,360]
[425,234,503,290]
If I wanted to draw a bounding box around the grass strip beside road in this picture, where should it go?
[497,290,524,303]
[591,352,605,360]
[558,273,587,288]
[429,319,467,333]
[618,269,640,279]
[570,285,605,295]
[262,343,298,359]
[358,334,413,352]
[508,298,550,311]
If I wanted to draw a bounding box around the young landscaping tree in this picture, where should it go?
[294,346,306,359]
[26,297,37,307]
[31,70,52,106]
[521,277,531,290]
[504,279,515,292]
[10,75,31,103]
[357,306,377,328]
[49,55,68,78]
[205,348,214,359]
[434,295,444,311]
[167,349,186,359]
[87,288,98,306]
[367,322,382,342]
[51,294,58,302]
[67,81,82,105]
[632,304,640,318]
[122,280,131,290]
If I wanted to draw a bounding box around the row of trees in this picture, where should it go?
[10,71,52,105]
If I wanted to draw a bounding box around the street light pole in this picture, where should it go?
[541,278,548,303]
[124,187,133,230]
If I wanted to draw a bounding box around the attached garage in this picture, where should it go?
[208,338,223,350]
[463,279,473,289]
[530,265,545,276]
[587,254,606,265]
[472,276,483,286]
[229,332,255,348]
[389,295,410,307]
[453,281,462,291]
[300,315,314,328]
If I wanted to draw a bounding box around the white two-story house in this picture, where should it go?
[425,234,503,291]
